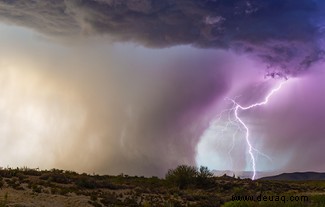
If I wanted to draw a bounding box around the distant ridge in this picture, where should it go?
[259,172,325,181]
[212,170,277,179]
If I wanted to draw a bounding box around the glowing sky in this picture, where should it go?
[0,0,325,177]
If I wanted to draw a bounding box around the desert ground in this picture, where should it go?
[0,166,325,207]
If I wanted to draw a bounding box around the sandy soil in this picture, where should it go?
[0,188,92,207]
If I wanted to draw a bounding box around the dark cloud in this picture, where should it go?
[0,0,324,74]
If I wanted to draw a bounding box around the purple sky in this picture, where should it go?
[0,0,324,177]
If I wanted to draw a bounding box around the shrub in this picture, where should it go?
[100,192,121,206]
[40,172,71,184]
[165,165,198,189]
[196,166,214,188]
[75,177,97,189]
[51,187,58,194]
[32,185,42,193]
[59,187,70,196]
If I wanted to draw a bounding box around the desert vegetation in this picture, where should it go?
[0,166,324,206]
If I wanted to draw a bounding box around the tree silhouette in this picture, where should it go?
[165,165,198,189]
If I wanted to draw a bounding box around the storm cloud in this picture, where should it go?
[1,1,325,177]
[0,23,236,176]
[0,0,325,74]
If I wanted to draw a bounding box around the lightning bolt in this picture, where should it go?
[229,81,287,180]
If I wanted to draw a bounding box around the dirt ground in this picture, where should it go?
[0,188,92,207]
